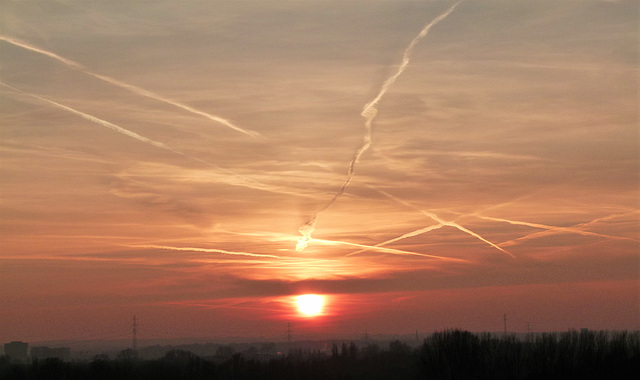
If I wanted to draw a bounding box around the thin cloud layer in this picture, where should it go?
[0,0,637,341]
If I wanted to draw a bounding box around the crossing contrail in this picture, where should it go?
[310,237,469,262]
[346,223,445,257]
[296,0,465,251]
[478,215,636,243]
[370,187,514,258]
[359,186,636,257]
[486,211,640,247]
[0,35,260,138]
[214,228,465,262]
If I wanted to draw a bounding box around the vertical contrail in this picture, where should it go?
[0,35,260,138]
[296,1,466,251]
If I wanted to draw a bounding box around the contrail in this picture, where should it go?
[365,188,633,257]
[310,237,468,262]
[296,1,465,251]
[418,210,514,258]
[347,223,445,257]
[0,35,260,138]
[127,244,280,259]
[372,187,514,258]
[485,211,640,247]
[478,215,636,243]
[1,82,304,197]
[1,82,173,149]
[0,254,148,264]
[213,228,466,262]
[88,72,261,138]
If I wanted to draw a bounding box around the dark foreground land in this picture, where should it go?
[2,330,638,380]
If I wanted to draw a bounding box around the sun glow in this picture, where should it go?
[296,294,324,316]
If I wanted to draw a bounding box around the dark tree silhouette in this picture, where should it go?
[1,330,638,380]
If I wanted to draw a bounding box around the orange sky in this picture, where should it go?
[1,0,638,343]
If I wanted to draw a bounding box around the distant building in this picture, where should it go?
[31,346,71,361]
[4,341,28,363]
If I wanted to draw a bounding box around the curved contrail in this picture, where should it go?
[0,35,261,138]
[296,1,466,251]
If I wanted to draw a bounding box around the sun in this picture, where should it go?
[296,294,324,316]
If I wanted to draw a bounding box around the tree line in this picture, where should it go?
[1,329,638,379]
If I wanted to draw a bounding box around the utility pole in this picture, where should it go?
[132,315,138,351]
[287,323,291,345]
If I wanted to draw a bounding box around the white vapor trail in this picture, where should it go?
[480,212,640,247]
[346,223,445,257]
[296,0,465,251]
[1,83,304,197]
[309,237,469,262]
[1,82,172,149]
[363,190,636,257]
[480,215,635,242]
[0,35,260,138]
[127,244,280,259]
[213,228,466,262]
[370,187,514,258]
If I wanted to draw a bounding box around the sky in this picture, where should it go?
[1,0,638,344]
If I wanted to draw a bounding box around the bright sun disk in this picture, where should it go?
[296,294,324,316]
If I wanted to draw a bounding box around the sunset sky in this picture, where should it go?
[1,0,638,344]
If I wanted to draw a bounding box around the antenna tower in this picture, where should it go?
[503,314,507,336]
[132,315,138,350]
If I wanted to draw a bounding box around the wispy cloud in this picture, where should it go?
[0,141,110,164]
